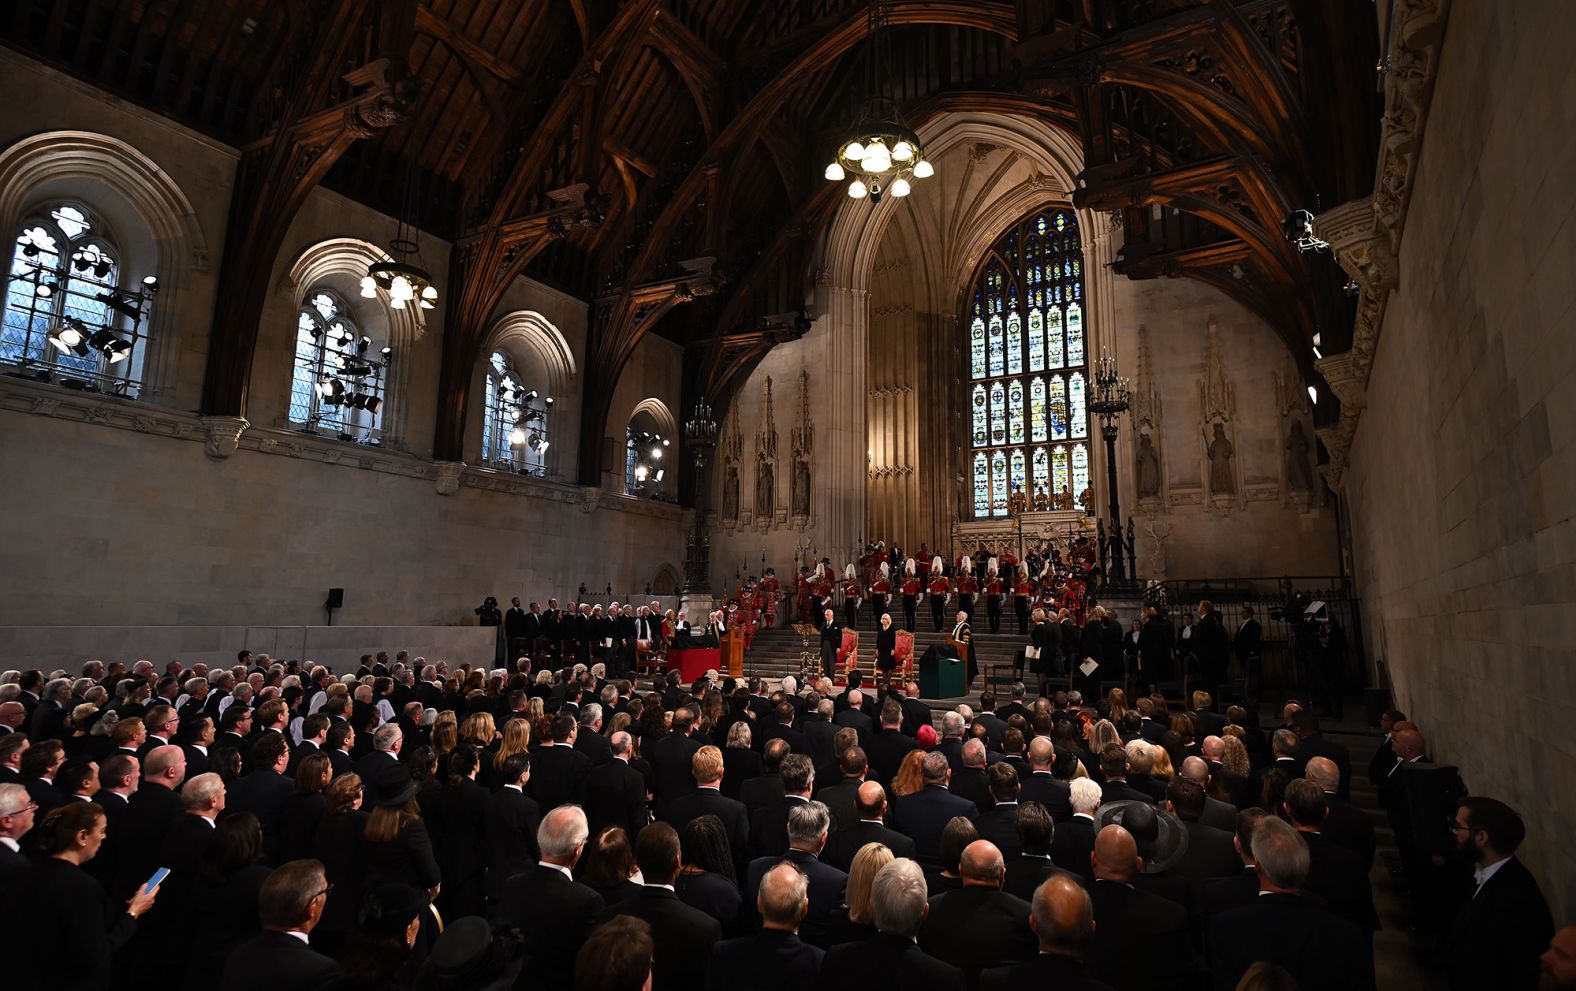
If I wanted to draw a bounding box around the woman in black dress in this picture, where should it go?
[581,826,643,907]
[1075,607,1106,701]
[311,772,368,958]
[181,812,272,991]
[11,801,159,991]
[354,765,442,908]
[279,753,331,863]
[1028,608,1057,700]
[431,744,487,920]
[675,814,741,933]
[875,613,898,687]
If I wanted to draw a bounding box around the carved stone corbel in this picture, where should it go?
[1315,351,1368,412]
[1313,195,1398,292]
[434,461,466,496]
[200,416,249,460]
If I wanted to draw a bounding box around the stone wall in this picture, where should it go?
[1344,3,1576,917]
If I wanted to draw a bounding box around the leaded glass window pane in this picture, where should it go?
[1072,444,1091,504]
[1030,377,1047,443]
[1006,310,1022,375]
[990,451,1007,517]
[1007,379,1024,445]
[973,453,990,518]
[971,384,987,447]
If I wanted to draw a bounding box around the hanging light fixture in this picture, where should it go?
[825,0,933,204]
[366,157,438,310]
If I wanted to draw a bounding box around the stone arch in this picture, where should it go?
[650,563,682,596]
[628,397,679,440]
[483,310,576,400]
[283,237,424,447]
[0,129,210,405]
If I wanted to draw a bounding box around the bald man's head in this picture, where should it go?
[758,862,810,930]
[959,840,1005,887]
[1393,729,1426,760]
[1180,756,1209,785]
[1092,824,1141,882]
[1304,756,1339,792]
[1032,874,1095,957]
[1201,735,1224,760]
[1028,736,1054,768]
[855,780,888,820]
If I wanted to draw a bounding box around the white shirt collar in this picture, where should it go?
[1074,812,1096,822]
[282,930,310,944]
[1474,857,1511,894]
[542,861,574,881]
[0,836,18,852]
[646,883,675,892]
[504,784,522,793]
[191,744,208,755]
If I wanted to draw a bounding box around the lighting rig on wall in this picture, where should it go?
[304,326,390,443]
[823,0,934,203]
[627,428,670,497]
[495,379,553,476]
[1282,209,1329,253]
[23,254,158,397]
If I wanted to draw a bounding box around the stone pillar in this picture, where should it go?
[814,285,869,566]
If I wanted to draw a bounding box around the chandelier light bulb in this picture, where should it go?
[913,159,934,179]
[863,146,892,173]
[824,162,845,181]
[843,140,866,161]
[359,276,378,298]
[847,179,869,199]
[890,177,911,198]
[421,285,438,300]
[892,141,914,161]
[389,297,406,310]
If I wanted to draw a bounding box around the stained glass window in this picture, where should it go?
[1030,377,1047,442]
[971,384,988,448]
[1007,379,1024,444]
[1006,310,1022,375]
[973,453,990,517]
[964,207,1089,517]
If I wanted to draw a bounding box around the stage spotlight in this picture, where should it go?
[48,320,90,357]
[509,426,526,446]
[544,396,554,406]
[654,469,665,483]
[36,281,58,299]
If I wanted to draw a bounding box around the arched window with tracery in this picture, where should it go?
[965,207,1089,518]
[290,288,388,442]
[3,202,153,394]
[480,349,550,476]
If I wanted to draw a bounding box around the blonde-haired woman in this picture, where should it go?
[459,711,500,787]
[1221,733,1252,777]
[494,717,531,777]
[828,842,893,945]
[1106,687,1129,722]
[1089,718,1122,754]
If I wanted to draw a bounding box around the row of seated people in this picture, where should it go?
[0,658,1563,991]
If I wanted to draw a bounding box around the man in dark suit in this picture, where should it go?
[112,744,187,898]
[1305,756,1375,868]
[740,739,790,813]
[1003,801,1074,900]
[225,732,293,862]
[1088,822,1198,990]
[1292,710,1352,798]
[1200,735,1251,808]
[822,859,966,989]
[1280,779,1376,934]
[759,701,809,756]
[601,823,721,991]
[706,861,826,990]
[1097,744,1154,805]
[1189,690,1226,738]
[1051,778,1101,881]
[1231,606,1261,698]
[822,780,916,871]
[979,874,1111,991]
[1196,809,1269,921]
[919,840,1037,983]
[531,714,593,811]
[995,683,1033,726]
[484,751,541,903]
[891,752,980,865]
[949,739,992,815]
[664,745,750,878]
[973,762,1023,856]
[1207,816,1374,991]
[802,698,839,770]
[1019,737,1073,820]
[1441,796,1553,991]
[353,723,402,785]
[833,689,875,745]
[750,753,814,858]
[898,681,934,738]
[866,702,921,789]
[744,800,847,948]
[20,740,66,815]
[0,782,35,881]
[1191,601,1230,705]
[819,610,843,679]
[814,745,867,832]
[582,730,646,841]
[573,704,613,765]
[1163,777,1241,882]
[219,860,339,991]
[324,722,355,778]
[494,805,603,991]
[648,708,704,821]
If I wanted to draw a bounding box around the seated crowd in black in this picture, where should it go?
[0,651,1566,991]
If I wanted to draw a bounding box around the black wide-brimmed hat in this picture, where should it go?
[368,764,418,808]
[1096,800,1190,874]
[414,917,525,991]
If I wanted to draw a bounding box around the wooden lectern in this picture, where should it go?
[721,626,745,679]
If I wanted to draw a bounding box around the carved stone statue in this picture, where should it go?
[1206,423,1235,495]
[1285,420,1314,493]
[792,457,810,517]
[756,458,774,517]
[723,465,740,520]
[1136,433,1161,499]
